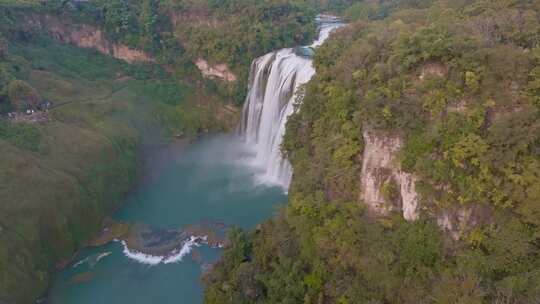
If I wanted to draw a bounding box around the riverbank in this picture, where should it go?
[49,137,197,272]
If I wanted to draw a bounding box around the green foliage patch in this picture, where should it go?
[0,120,41,151]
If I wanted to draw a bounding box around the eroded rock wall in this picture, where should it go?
[436,204,493,240]
[358,129,491,236]
[28,15,154,64]
[359,129,419,220]
[195,59,237,82]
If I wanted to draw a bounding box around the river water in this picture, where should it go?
[46,136,287,304]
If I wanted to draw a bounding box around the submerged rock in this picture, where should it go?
[183,221,227,248]
[125,224,188,256]
[191,249,203,263]
[69,272,95,285]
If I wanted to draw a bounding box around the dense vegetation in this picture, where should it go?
[204,0,540,303]
[0,1,323,303]
[28,0,319,102]
[0,35,212,303]
[2,0,539,303]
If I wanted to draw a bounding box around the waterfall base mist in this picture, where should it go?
[46,135,287,304]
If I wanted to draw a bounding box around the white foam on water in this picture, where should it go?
[117,236,205,266]
[311,15,344,47]
[73,251,113,268]
[96,252,112,263]
[120,240,164,266]
[72,257,89,268]
[163,236,202,264]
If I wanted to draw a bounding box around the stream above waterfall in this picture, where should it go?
[46,16,342,304]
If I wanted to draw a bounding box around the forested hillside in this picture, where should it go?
[2,0,539,303]
[36,0,319,101]
[204,1,540,303]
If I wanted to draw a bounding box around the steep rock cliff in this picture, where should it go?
[358,129,492,236]
[436,203,493,240]
[195,59,237,82]
[27,15,154,64]
[359,129,419,220]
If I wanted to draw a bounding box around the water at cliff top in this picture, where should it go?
[239,15,343,190]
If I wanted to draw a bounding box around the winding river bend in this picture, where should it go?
[47,16,342,304]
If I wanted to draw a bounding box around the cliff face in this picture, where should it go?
[358,129,493,237]
[27,15,154,64]
[359,129,419,221]
[195,59,237,82]
[168,9,238,82]
[436,203,493,240]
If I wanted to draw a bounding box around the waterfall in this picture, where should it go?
[239,16,343,190]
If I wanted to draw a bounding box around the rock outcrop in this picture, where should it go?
[358,129,494,236]
[195,59,237,82]
[359,129,419,220]
[28,15,154,64]
[436,204,492,240]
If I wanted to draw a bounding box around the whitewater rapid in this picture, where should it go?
[118,236,204,266]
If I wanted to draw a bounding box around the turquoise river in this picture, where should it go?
[46,136,287,304]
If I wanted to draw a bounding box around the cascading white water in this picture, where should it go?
[239,15,343,190]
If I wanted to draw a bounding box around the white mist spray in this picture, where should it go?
[239,16,343,190]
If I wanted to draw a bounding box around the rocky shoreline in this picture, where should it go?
[59,219,229,270]
[120,221,229,265]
